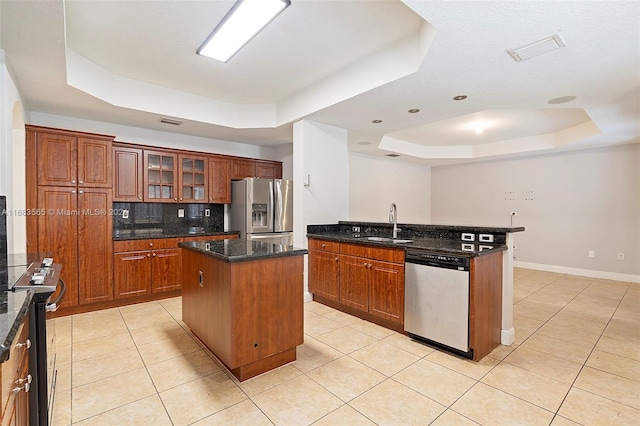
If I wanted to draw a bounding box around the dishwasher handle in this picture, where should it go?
[405,252,470,271]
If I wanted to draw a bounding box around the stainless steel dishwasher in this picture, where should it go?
[404,250,473,359]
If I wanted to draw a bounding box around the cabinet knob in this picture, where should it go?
[335,257,339,262]
[139,196,142,200]
[72,190,76,194]
[79,190,84,194]
[147,254,151,257]
[79,180,83,184]
[149,243,153,247]
[363,262,367,267]
[15,374,32,386]
[16,339,31,349]
[71,180,76,184]
[174,198,177,201]
[153,253,156,257]
[321,244,326,249]
[180,198,183,201]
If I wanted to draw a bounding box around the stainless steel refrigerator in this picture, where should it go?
[229,178,293,245]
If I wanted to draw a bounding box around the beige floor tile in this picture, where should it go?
[56,362,72,391]
[521,333,593,364]
[128,320,189,346]
[56,343,72,366]
[119,300,166,316]
[481,363,571,412]
[513,314,545,332]
[137,332,201,365]
[350,340,419,376]
[452,383,554,426]
[146,350,222,392]
[382,333,436,357]
[513,301,558,322]
[54,324,72,348]
[294,336,344,373]
[72,331,135,362]
[71,307,122,327]
[393,359,476,406]
[486,343,517,361]
[550,415,583,425]
[586,349,640,381]
[348,320,395,339]
[252,375,343,425]
[238,364,302,397]
[72,317,128,343]
[582,280,630,300]
[503,347,582,384]
[613,305,640,322]
[558,387,640,425]
[72,347,144,387]
[307,356,386,402]
[71,367,156,423]
[51,388,71,426]
[524,270,564,283]
[313,405,376,426]
[431,409,480,425]
[536,322,601,348]
[595,335,640,361]
[547,310,609,335]
[514,326,537,345]
[320,309,363,326]
[159,371,247,426]
[121,313,178,331]
[574,366,640,409]
[190,400,273,426]
[75,394,172,425]
[350,379,445,425]
[602,317,640,343]
[304,314,344,337]
[304,309,319,319]
[305,301,334,315]
[425,350,499,380]
[314,326,378,354]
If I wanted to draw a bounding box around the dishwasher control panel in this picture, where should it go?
[405,251,470,270]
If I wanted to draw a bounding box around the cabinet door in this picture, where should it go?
[339,255,369,311]
[151,248,182,293]
[78,188,113,304]
[231,159,255,180]
[144,150,177,202]
[113,251,151,298]
[37,187,79,308]
[255,161,278,179]
[308,250,340,301]
[178,154,208,203]
[209,156,231,203]
[369,260,405,324]
[113,146,143,201]
[77,137,112,187]
[36,133,77,186]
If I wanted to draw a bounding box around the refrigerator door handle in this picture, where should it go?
[267,179,275,232]
[274,179,282,232]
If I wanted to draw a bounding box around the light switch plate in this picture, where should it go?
[178,208,185,218]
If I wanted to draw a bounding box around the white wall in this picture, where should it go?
[432,144,640,279]
[293,120,349,297]
[349,153,431,224]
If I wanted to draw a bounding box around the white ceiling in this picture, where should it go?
[1,0,638,166]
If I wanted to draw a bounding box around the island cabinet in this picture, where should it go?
[308,238,405,331]
[1,316,30,426]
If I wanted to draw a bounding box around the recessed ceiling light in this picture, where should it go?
[160,118,183,126]
[358,142,372,146]
[507,32,565,62]
[408,109,420,113]
[386,153,401,158]
[372,119,383,124]
[453,95,467,101]
[548,96,577,105]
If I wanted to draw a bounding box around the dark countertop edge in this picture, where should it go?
[306,233,506,257]
[336,221,525,233]
[0,290,34,363]
[113,231,240,241]
[179,242,308,263]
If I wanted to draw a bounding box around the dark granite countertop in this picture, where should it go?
[306,232,506,257]
[336,221,525,234]
[114,230,239,241]
[180,239,308,263]
[1,266,33,363]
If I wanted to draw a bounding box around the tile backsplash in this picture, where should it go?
[113,202,224,237]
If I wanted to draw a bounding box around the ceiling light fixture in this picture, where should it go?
[408,109,420,113]
[507,32,565,62]
[548,96,577,105]
[386,153,401,158]
[453,95,467,101]
[358,142,372,146]
[197,0,291,63]
[372,119,383,124]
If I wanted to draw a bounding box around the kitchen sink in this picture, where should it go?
[366,237,414,243]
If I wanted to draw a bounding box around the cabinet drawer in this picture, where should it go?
[340,242,404,263]
[308,239,340,253]
[114,237,181,252]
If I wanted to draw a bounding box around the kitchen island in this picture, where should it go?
[179,240,307,381]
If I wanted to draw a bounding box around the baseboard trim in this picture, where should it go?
[501,328,515,346]
[303,291,313,302]
[514,261,640,284]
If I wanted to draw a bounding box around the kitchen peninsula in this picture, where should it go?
[179,239,307,381]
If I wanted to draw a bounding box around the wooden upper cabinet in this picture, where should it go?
[144,149,178,202]
[209,156,231,204]
[113,145,143,202]
[255,161,282,179]
[77,137,112,187]
[36,133,77,186]
[231,159,255,180]
[178,154,208,203]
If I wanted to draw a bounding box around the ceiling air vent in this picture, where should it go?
[160,118,183,126]
[386,153,401,158]
[507,32,565,62]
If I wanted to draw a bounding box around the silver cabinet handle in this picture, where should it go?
[15,374,32,386]
[16,339,31,349]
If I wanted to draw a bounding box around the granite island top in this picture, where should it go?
[114,230,239,241]
[179,239,308,263]
[1,266,33,363]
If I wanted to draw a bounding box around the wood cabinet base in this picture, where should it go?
[312,294,405,334]
[228,348,296,382]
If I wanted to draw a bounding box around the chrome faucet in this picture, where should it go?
[389,203,399,238]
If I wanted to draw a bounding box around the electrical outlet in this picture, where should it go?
[205,208,210,217]
[352,226,360,233]
[588,250,595,258]
[617,252,625,261]
[122,209,129,219]
[178,208,185,218]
